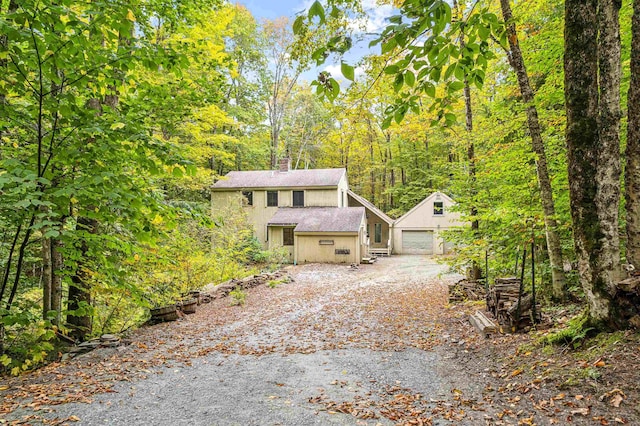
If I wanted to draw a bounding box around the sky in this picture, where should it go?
[237,0,397,82]
[240,0,309,20]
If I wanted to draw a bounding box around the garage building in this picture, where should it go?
[392,192,464,255]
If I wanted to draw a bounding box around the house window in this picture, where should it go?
[267,191,278,207]
[374,223,382,243]
[242,191,253,206]
[434,201,444,215]
[293,190,304,207]
[283,228,294,246]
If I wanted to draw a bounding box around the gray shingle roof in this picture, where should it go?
[212,168,346,189]
[268,207,365,233]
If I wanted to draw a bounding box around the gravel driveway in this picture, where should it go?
[4,256,497,425]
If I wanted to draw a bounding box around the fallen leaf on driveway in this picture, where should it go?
[610,394,624,408]
[570,407,589,416]
[600,388,626,407]
[593,358,606,367]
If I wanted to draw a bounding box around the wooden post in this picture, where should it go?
[514,248,519,276]
[485,250,489,290]
[531,227,537,324]
[514,248,527,332]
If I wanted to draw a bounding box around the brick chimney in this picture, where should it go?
[278,157,291,172]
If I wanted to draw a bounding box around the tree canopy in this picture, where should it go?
[1,0,638,373]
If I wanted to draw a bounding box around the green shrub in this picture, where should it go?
[229,287,246,306]
[267,278,289,288]
[544,312,593,348]
[0,293,58,375]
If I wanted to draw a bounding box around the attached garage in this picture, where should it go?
[401,230,434,254]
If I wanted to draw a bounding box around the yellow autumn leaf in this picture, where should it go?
[126,9,136,22]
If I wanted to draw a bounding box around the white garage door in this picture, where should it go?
[402,230,433,254]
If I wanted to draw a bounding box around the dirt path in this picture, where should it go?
[1,256,638,425]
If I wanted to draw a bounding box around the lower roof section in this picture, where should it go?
[267,207,365,233]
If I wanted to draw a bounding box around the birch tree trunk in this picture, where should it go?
[499,0,567,300]
[625,0,640,268]
[596,0,622,286]
[565,0,622,327]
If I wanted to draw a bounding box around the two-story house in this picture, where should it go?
[212,159,465,263]
[211,159,368,265]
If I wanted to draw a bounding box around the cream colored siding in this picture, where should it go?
[349,198,389,249]
[296,234,359,264]
[304,188,342,207]
[211,191,242,210]
[367,220,390,248]
[212,187,344,248]
[212,168,367,264]
[393,192,465,255]
[337,175,349,207]
[247,193,278,244]
[267,226,294,262]
[346,191,392,253]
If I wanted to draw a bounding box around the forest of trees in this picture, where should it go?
[0,0,638,374]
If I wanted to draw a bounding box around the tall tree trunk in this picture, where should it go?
[42,235,62,325]
[461,38,481,281]
[66,72,118,338]
[499,0,567,300]
[42,236,52,320]
[67,218,96,340]
[596,0,622,287]
[270,127,279,169]
[626,0,640,268]
[0,0,17,111]
[381,140,388,210]
[51,238,62,326]
[565,0,622,327]
[368,119,376,203]
[388,144,395,209]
